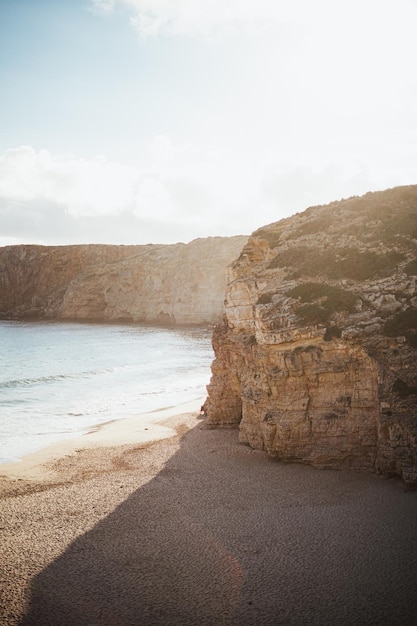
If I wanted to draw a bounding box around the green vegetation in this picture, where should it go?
[392,378,417,398]
[257,293,274,305]
[383,308,417,348]
[404,258,417,276]
[292,214,335,238]
[287,283,357,311]
[324,326,342,341]
[268,246,308,271]
[268,246,404,280]
[253,228,282,249]
[362,196,417,241]
[328,250,404,280]
[255,186,417,251]
[296,303,330,324]
[286,282,358,326]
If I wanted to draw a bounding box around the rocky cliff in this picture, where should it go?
[205,185,417,486]
[0,237,247,325]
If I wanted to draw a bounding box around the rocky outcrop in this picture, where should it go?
[205,185,417,486]
[0,237,247,325]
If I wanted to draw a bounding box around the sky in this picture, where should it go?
[0,0,416,246]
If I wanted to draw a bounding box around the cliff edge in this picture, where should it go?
[205,185,417,486]
[0,236,247,326]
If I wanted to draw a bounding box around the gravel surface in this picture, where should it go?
[1,412,417,626]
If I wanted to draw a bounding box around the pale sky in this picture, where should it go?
[1,0,416,246]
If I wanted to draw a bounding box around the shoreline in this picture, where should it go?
[0,397,205,484]
[1,404,416,626]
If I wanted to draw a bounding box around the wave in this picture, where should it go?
[0,368,114,389]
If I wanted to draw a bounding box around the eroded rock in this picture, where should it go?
[205,185,417,486]
[0,237,248,325]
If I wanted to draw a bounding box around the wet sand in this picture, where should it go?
[1,409,417,625]
[0,400,203,484]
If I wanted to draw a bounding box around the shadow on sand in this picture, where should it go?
[20,423,417,626]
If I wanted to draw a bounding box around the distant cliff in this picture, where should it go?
[205,185,417,486]
[0,237,248,325]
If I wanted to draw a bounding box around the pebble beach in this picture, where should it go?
[1,408,417,626]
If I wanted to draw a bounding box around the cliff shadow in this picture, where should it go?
[19,423,417,626]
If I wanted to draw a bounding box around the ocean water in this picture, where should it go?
[0,320,214,464]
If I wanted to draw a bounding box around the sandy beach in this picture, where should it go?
[1,406,417,626]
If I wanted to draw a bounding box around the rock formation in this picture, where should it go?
[205,185,417,486]
[0,237,247,325]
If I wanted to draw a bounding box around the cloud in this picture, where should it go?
[0,142,254,245]
[89,0,116,15]
[90,0,318,38]
[260,164,373,216]
[1,130,415,247]
[0,146,138,217]
[88,0,417,133]
[90,0,417,41]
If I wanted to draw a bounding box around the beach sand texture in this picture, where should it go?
[1,411,417,626]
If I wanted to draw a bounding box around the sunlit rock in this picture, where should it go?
[205,185,417,486]
[0,236,247,326]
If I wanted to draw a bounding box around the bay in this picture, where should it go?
[0,320,213,464]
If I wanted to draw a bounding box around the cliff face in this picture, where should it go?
[205,186,417,486]
[0,237,247,325]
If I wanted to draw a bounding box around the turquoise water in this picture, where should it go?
[0,321,213,463]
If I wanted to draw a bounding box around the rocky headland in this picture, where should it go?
[0,236,247,325]
[205,185,417,486]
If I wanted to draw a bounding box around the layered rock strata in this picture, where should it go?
[205,186,417,486]
[0,237,247,325]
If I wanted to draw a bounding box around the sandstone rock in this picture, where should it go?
[0,237,248,326]
[205,185,417,486]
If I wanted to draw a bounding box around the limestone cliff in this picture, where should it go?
[0,237,247,325]
[205,185,417,486]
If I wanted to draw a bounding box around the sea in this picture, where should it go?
[0,320,214,464]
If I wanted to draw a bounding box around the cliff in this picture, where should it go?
[0,236,248,325]
[205,185,417,486]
